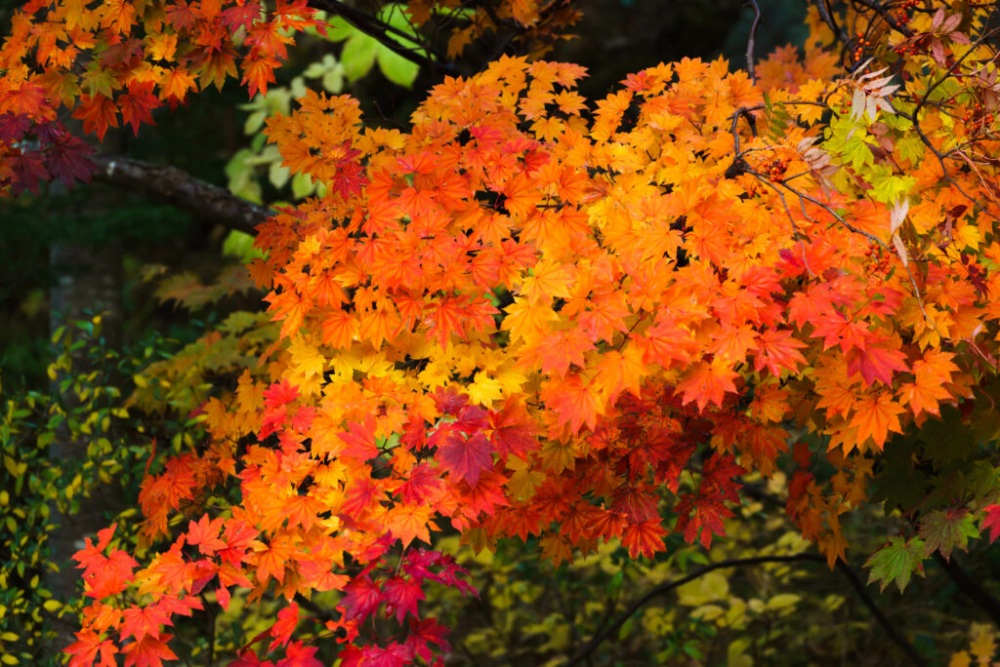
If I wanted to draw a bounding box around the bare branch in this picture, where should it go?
[745,0,762,83]
[90,155,273,236]
[933,552,1000,627]
[851,0,915,38]
[561,553,928,667]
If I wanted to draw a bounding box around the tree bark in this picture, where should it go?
[90,155,272,235]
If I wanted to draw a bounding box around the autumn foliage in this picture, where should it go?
[5,0,1000,664]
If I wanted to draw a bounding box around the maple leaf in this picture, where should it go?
[243,55,280,98]
[846,344,908,386]
[222,1,263,31]
[405,618,452,663]
[541,373,603,434]
[120,604,173,643]
[66,629,118,667]
[277,642,323,667]
[268,603,300,651]
[753,328,807,377]
[185,514,227,556]
[920,508,976,560]
[489,397,538,458]
[386,502,435,547]
[865,536,925,592]
[340,575,382,622]
[73,524,140,598]
[217,520,261,567]
[437,431,494,486]
[506,455,545,501]
[337,415,380,461]
[44,126,94,185]
[120,633,178,667]
[383,575,426,623]
[160,69,198,102]
[255,533,294,585]
[900,349,958,418]
[621,518,667,558]
[118,81,158,134]
[849,391,905,450]
[72,94,119,141]
[677,359,739,411]
[982,504,1000,544]
[347,643,414,667]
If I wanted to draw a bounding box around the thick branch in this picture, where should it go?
[561,553,927,667]
[934,552,1000,627]
[89,155,273,235]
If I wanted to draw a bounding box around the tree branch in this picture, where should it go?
[561,553,927,667]
[851,0,915,38]
[933,552,1000,627]
[744,0,762,83]
[89,155,273,235]
[307,0,459,75]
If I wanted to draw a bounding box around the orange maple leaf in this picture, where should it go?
[677,359,739,411]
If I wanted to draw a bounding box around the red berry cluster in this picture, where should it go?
[893,0,919,23]
[762,158,789,182]
[852,32,871,62]
[865,245,890,286]
[962,101,995,132]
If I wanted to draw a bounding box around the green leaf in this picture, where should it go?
[377,46,419,87]
[222,230,264,263]
[865,536,925,592]
[920,510,977,560]
[867,165,915,203]
[341,35,378,82]
[325,16,357,41]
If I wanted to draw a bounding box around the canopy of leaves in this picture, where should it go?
[4,0,1000,665]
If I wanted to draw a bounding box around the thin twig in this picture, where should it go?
[745,0,762,83]
[851,0,915,38]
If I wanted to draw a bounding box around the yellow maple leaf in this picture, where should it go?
[505,456,545,501]
[467,371,504,408]
[501,296,559,344]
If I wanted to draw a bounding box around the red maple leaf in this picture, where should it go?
[398,463,444,505]
[340,575,382,622]
[405,618,452,663]
[489,398,538,459]
[982,504,1000,544]
[72,524,139,599]
[437,432,494,486]
[120,633,178,667]
[337,415,380,460]
[383,576,425,623]
[276,642,323,667]
[72,94,119,141]
[118,81,158,134]
[120,604,173,643]
[268,603,300,651]
[66,628,118,667]
[621,518,667,558]
[847,344,909,386]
